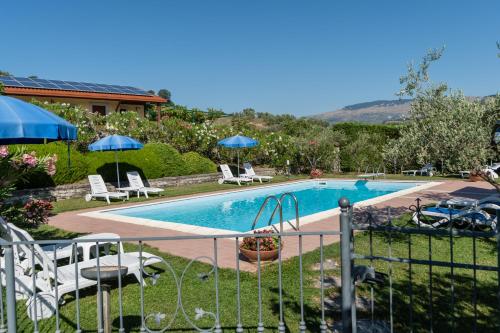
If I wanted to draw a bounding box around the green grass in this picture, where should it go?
[14,213,500,332]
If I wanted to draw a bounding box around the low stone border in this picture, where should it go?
[11,167,276,202]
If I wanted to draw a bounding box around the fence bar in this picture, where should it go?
[352,254,499,272]
[352,224,494,238]
[53,247,60,333]
[213,238,222,333]
[4,245,17,333]
[117,242,125,333]
[319,235,327,333]
[408,233,414,333]
[339,197,353,333]
[388,209,394,333]
[139,241,146,333]
[428,234,433,333]
[73,243,81,333]
[299,235,306,332]
[31,244,39,333]
[257,239,264,332]
[95,243,103,333]
[368,214,374,332]
[448,211,455,333]
[278,235,285,332]
[472,217,478,333]
[235,237,243,333]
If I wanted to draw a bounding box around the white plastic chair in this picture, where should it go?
[87,174,129,204]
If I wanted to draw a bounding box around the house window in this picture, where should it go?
[92,105,106,115]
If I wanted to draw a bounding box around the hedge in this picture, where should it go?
[11,142,217,188]
[182,152,217,175]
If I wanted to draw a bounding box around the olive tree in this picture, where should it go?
[385,48,499,173]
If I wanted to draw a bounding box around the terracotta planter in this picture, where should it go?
[240,245,283,262]
[469,174,484,182]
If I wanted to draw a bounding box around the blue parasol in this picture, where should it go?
[0,96,77,144]
[88,135,144,188]
[218,135,258,177]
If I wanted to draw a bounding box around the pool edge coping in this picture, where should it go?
[79,179,442,235]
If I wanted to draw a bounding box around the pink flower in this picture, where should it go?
[22,153,38,168]
[0,146,8,158]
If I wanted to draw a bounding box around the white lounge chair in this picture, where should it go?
[412,206,497,229]
[123,171,164,198]
[0,218,124,264]
[218,164,253,186]
[402,163,435,177]
[6,224,162,321]
[242,162,273,183]
[357,167,385,180]
[86,174,129,204]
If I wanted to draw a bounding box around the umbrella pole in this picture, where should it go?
[237,150,240,177]
[67,140,71,169]
[115,151,120,188]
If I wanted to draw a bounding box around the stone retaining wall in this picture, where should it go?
[11,167,276,202]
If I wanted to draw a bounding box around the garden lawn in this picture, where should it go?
[13,214,500,332]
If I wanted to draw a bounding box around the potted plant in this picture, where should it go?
[240,229,282,262]
[310,168,323,179]
[469,169,485,182]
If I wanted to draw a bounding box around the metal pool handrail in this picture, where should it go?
[251,195,283,232]
[251,192,300,232]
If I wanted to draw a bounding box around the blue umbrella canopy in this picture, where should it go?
[88,134,144,151]
[88,135,144,188]
[0,96,77,144]
[217,135,258,148]
[217,135,258,177]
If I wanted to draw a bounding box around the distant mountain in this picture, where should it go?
[312,99,413,124]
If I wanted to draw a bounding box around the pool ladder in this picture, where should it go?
[251,192,300,232]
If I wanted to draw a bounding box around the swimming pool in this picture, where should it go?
[84,180,435,234]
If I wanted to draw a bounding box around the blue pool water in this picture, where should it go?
[107,180,420,232]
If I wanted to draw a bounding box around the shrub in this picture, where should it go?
[23,199,53,225]
[87,143,191,183]
[14,143,90,188]
[182,152,217,175]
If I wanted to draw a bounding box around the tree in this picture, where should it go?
[0,70,11,76]
[397,46,445,97]
[158,89,171,101]
[28,75,38,79]
[386,48,499,173]
[147,90,155,95]
[241,108,256,119]
[0,82,3,95]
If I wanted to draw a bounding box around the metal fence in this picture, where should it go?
[1,198,499,332]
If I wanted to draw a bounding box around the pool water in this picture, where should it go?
[107,180,420,232]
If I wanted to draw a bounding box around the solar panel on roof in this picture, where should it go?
[0,76,152,96]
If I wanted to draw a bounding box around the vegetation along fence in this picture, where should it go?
[1,199,500,332]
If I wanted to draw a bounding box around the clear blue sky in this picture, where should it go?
[1,1,499,116]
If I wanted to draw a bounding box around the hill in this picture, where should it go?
[313,99,412,124]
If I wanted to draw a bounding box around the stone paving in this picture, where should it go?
[48,179,496,271]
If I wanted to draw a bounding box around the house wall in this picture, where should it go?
[10,94,145,117]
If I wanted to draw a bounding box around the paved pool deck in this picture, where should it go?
[48,179,496,271]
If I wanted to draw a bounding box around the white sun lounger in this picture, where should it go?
[412,206,497,229]
[123,171,164,198]
[242,162,273,183]
[357,166,385,180]
[5,224,162,321]
[402,163,435,177]
[0,218,124,265]
[218,164,253,186]
[87,174,129,204]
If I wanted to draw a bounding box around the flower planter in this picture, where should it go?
[469,174,484,182]
[239,245,282,262]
